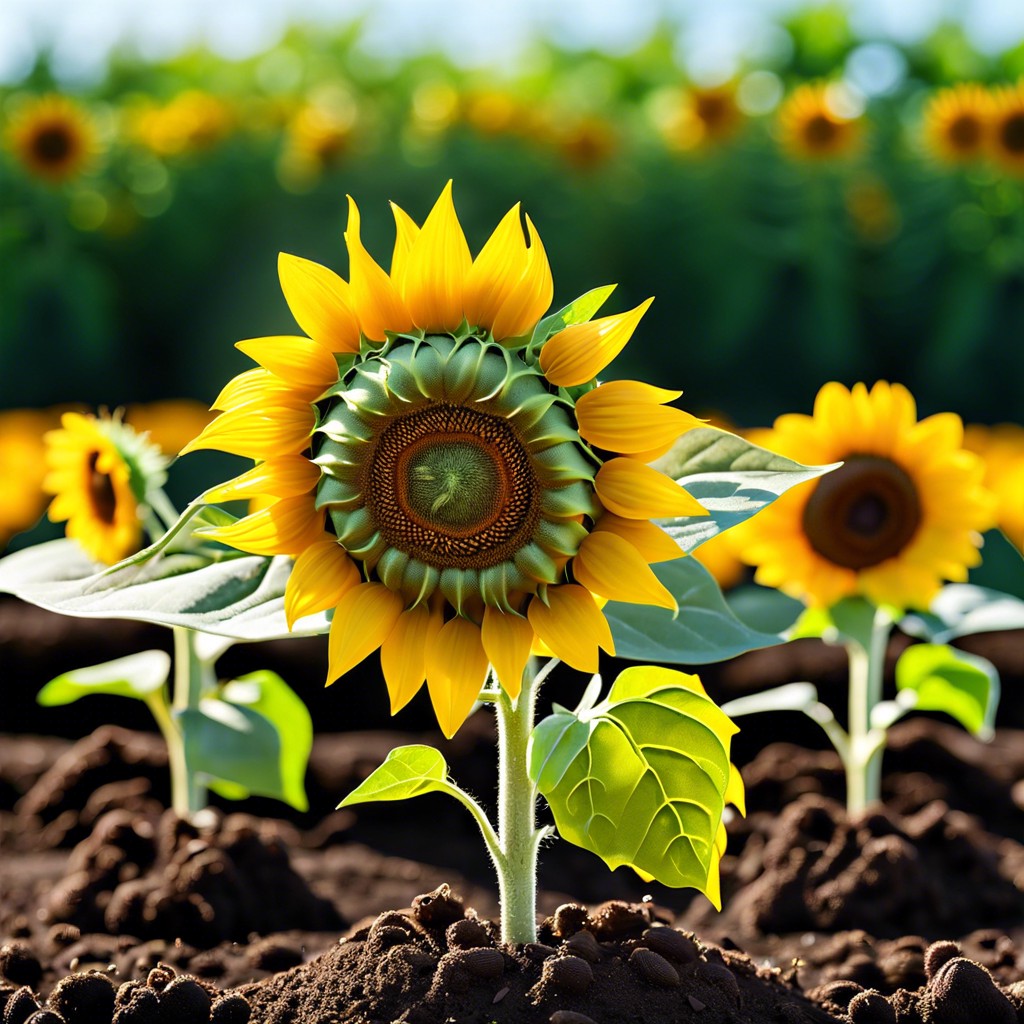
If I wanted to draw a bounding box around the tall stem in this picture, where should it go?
[494,658,543,945]
[845,606,892,815]
[170,626,213,819]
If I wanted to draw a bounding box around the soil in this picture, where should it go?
[1,600,1023,1023]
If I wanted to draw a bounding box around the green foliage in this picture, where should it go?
[529,666,737,903]
[894,643,998,737]
[338,745,453,806]
[37,650,171,705]
[182,670,312,810]
[900,584,1024,644]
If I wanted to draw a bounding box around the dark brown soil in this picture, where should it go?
[2,602,1023,1023]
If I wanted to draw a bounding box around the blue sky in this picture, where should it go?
[2,0,1022,85]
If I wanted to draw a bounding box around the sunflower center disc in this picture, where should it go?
[1002,113,1024,154]
[34,126,73,162]
[949,114,981,149]
[805,114,838,147]
[404,437,505,531]
[87,452,117,525]
[802,455,922,570]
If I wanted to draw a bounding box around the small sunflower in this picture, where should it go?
[6,94,99,184]
[130,90,234,158]
[777,83,862,162]
[964,422,1024,553]
[44,412,167,565]
[184,182,708,737]
[921,83,992,165]
[731,382,994,611]
[0,409,63,549]
[989,82,1024,177]
[278,99,357,187]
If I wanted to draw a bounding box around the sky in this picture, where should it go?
[1,0,1022,85]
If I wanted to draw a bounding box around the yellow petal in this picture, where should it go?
[539,297,654,387]
[236,336,340,392]
[463,203,527,331]
[576,379,703,454]
[327,582,404,684]
[490,215,553,340]
[595,458,707,519]
[594,513,685,563]
[402,181,472,333]
[481,607,534,701]
[345,195,412,341]
[211,368,296,412]
[380,603,443,714]
[277,253,361,353]
[425,616,489,738]
[527,584,614,672]
[202,455,320,503]
[389,202,421,294]
[179,399,314,460]
[285,538,361,628]
[573,530,678,611]
[197,495,324,556]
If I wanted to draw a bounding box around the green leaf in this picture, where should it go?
[529,284,617,347]
[219,670,313,811]
[180,670,313,810]
[338,745,452,806]
[727,585,805,634]
[0,539,329,640]
[529,665,738,904]
[900,585,1024,644]
[604,557,784,664]
[37,650,171,706]
[895,643,1000,738]
[109,502,238,571]
[652,427,839,552]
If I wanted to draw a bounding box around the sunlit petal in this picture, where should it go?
[236,335,341,391]
[489,214,553,340]
[197,495,324,556]
[381,603,443,714]
[202,455,320,503]
[527,585,614,672]
[576,379,702,454]
[463,203,527,331]
[573,530,677,611]
[389,202,421,295]
[425,615,489,738]
[481,607,533,700]
[594,513,685,562]
[285,538,361,628]
[327,582,404,684]
[595,458,708,519]
[277,253,361,353]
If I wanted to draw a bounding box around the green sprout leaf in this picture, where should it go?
[654,427,840,553]
[180,670,313,811]
[37,650,171,706]
[895,643,1000,738]
[605,557,783,663]
[0,538,329,640]
[529,284,617,348]
[900,585,1024,644]
[338,745,453,806]
[529,666,738,904]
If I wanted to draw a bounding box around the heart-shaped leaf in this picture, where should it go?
[37,650,171,706]
[338,745,452,806]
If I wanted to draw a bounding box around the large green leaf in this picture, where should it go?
[0,539,329,640]
[338,745,453,806]
[653,427,839,552]
[180,670,313,810]
[37,650,171,706]
[529,666,737,903]
[604,557,783,663]
[895,643,999,738]
[900,584,1024,644]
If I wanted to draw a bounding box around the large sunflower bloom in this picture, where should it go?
[44,412,167,565]
[777,83,862,162]
[731,382,994,611]
[184,183,707,737]
[921,83,992,165]
[989,82,1024,177]
[6,94,99,184]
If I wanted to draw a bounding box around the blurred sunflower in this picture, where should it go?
[0,409,64,548]
[44,412,167,565]
[278,98,357,186]
[184,182,707,736]
[731,382,994,610]
[131,90,234,158]
[777,83,862,162]
[123,399,216,457]
[6,94,99,184]
[964,423,1024,553]
[989,82,1024,176]
[921,83,991,165]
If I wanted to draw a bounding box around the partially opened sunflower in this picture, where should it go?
[184,182,707,736]
[732,381,995,611]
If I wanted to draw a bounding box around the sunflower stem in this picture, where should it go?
[170,626,213,820]
[845,606,893,816]
[148,488,181,534]
[494,657,544,945]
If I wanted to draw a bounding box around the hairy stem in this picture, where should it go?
[170,626,214,819]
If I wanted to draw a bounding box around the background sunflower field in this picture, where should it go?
[1,2,1022,590]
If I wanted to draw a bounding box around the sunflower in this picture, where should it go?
[964,422,1024,553]
[130,90,234,158]
[6,94,99,184]
[730,382,994,611]
[0,409,63,549]
[989,82,1024,177]
[921,83,992,165]
[278,99,357,187]
[777,83,862,162]
[44,412,167,565]
[183,182,707,737]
